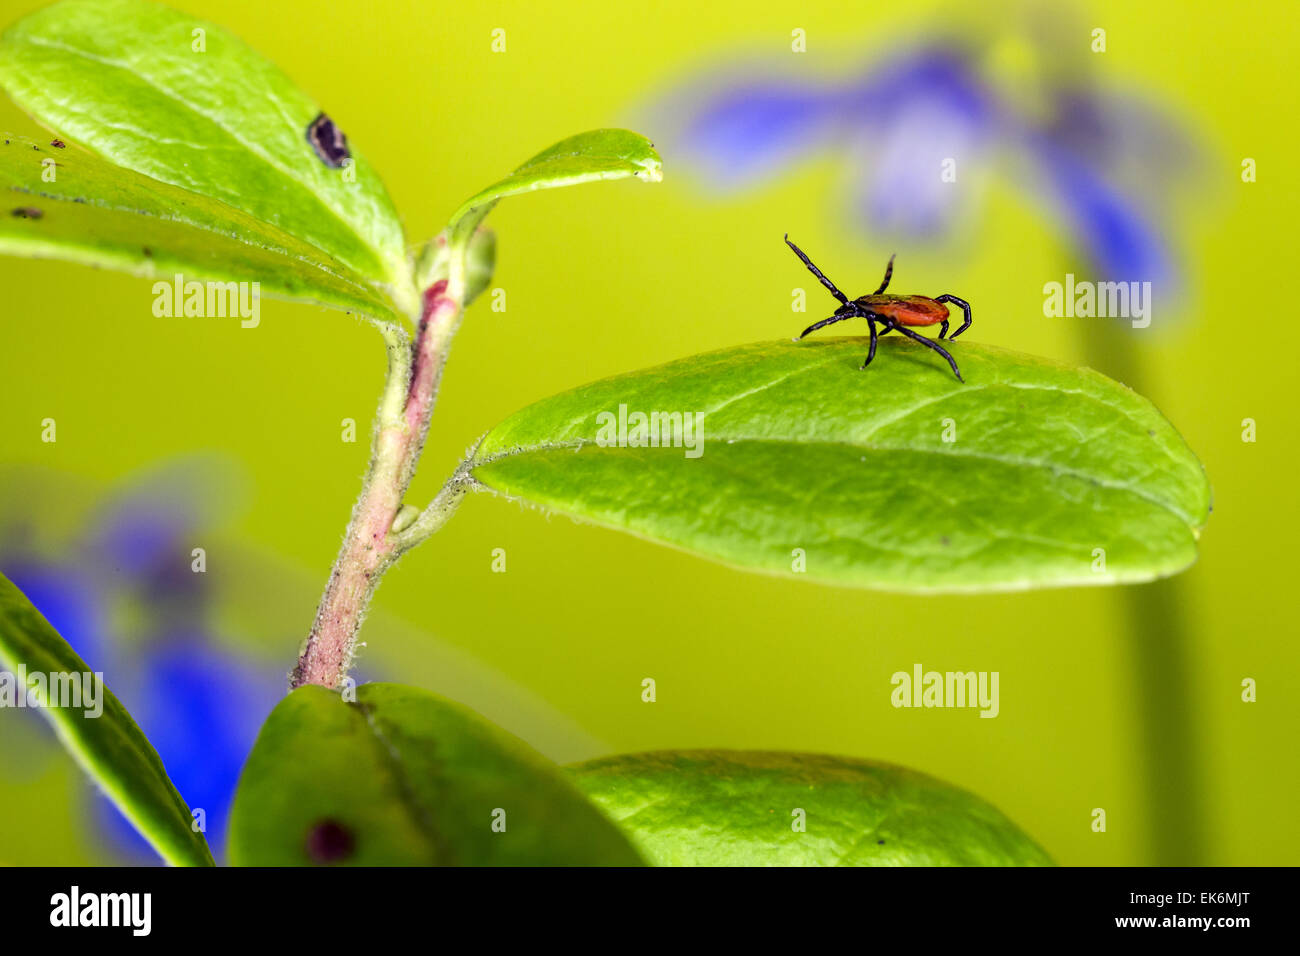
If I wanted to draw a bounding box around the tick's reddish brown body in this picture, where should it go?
[853,294,951,326]
[784,235,973,382]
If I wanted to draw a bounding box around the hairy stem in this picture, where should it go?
[392,451,478,550]
[291,276,466,690]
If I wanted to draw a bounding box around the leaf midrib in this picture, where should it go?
[474,434,1200,529]
[354,699,449,865]
[477,344,1204,528]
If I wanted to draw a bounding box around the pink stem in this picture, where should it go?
[291,280,460,689]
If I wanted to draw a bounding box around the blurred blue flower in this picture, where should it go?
[2,561,107,667]
[646,14,1205,297]
[0,461,282,864]
[93,638,280,864]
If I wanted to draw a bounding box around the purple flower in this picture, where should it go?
[0,460,282,864]
[644,20,1205,298]
[92,637,280,864]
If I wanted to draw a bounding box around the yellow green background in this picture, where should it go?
[0,0,1296,865]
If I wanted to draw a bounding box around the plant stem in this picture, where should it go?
[391,453,476,550]
[1079,320,1205,865]
[290,276,466,690]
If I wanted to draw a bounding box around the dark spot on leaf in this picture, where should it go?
[306,112,350,168]
[11,207,42,219]
[305,819,355,863]
[50,139,66,149]
[142,246,152,257]
[940,535,950,546]
[877,839,885,845]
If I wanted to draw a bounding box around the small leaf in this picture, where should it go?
[443,128,662,254]
[227,683,644,866]
[472,338,1211,592]
[569,750,1054,866]
[0,573,214,867]
[0,134,405,321]
[0,0,416,316]
[464,226,496,306]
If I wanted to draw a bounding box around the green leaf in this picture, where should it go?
[227,683,645,866]
[0,573,214,867]
[464,226,496,306]
[0,0,416,317]
[438,128,661,265]
[472,338,1211,592]
[569,750,1054,866]
[0,134,405,321]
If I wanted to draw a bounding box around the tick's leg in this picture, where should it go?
[872,254,896,295]
[938,318,950,339]
[860,315,880,369]
[785,234,848,306]
[889,321,964,382]
[935,294,972,338]
[796,309,857,340]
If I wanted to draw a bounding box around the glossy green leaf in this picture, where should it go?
[443,128,661,256]
[569,750,1054,866]
[0,134,405,321]
[0,573,214,867]
[228,683,644,866]
[0,0,416,317]
[472,338,1211,592]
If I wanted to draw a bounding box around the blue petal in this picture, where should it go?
[654,75,850,189]
[91,640,281,863]
[1026,132,1175,288]
[87,494,198,579]
[844,52,999,238]
[0,561,106,664]
[83,456,246,578]
[0,561,108,760]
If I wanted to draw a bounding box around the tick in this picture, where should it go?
[785,234,972,382]
[306,112,350,168]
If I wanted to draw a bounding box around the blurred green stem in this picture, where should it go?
[1079,320,1205,865]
